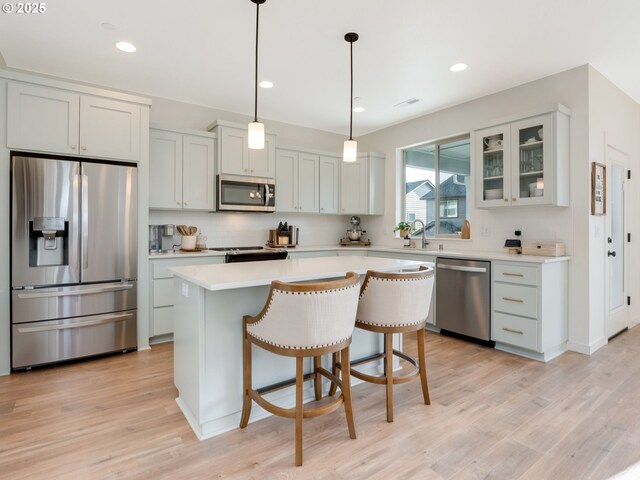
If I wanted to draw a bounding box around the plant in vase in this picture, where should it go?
[394,221,412,238]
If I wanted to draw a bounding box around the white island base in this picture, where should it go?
[170,256,427,440]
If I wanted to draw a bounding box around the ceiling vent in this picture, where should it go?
[394,97,420,107]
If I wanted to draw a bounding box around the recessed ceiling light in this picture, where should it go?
[449,63,468,72]
[115,41,136,53]
[353,106,365,113]
[258,80,274,89]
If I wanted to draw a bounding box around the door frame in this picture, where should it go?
[604,140,630,339]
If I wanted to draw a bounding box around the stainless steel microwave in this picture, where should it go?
[217,174,275,212]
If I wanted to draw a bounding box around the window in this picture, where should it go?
[402,136,470,237]
[439,199,458,218]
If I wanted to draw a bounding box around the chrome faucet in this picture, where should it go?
[411,219,429,249]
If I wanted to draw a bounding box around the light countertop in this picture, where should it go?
[169,255,430,291]
[150,245,571,264]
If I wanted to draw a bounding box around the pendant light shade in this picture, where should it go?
[248,121,264,149]
[343,32,359,163]
[249,0,266,150]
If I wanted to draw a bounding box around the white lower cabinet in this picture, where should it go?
[149,128,215,210]
[149,256,224,338]
[491,260,568,361]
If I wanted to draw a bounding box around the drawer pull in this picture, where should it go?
[502,327,524,335]
[502,297,524,303]
[502,272,524,277]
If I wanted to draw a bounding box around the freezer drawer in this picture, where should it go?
[12,310,137,369]
[11,282,136,324]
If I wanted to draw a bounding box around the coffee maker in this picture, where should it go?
[149,224,175,253]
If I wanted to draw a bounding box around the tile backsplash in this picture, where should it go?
[148,211,351,248]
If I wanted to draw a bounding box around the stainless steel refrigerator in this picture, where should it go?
[11,155,138,369]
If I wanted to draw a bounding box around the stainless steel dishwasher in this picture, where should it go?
[435,257,493,345]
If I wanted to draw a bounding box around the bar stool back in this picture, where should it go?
[335,266,434,422]
[240,271,360,466]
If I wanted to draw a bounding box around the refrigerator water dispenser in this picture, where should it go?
[29,217,68,267]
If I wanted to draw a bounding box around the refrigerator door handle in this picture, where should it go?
[16,312,134,333]
[81,174,89,270]
[16,283,134,299]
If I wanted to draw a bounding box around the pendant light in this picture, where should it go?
[343,32,359,162]
[248,0,266,150]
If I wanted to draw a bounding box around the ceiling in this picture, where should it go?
[1,0,639,136]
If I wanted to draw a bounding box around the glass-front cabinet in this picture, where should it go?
[511,115,553,205]
[477,124,511,207]
[475,108,570,208]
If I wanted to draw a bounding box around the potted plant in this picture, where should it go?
[394,221,412,238]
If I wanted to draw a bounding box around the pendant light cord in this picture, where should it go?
[254,0,260,123]
[349,39,353,141]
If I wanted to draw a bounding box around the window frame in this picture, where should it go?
[401,134,470,239]
[439,199,459,218]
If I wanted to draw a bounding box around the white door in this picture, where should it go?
[606,146,629,338]
[218,127,248,176]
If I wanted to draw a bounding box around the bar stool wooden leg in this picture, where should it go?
[313,356,322,401]
[385,333,394,423]
[240,322,252,429]
[295,356,304,466]
[417,328,430,405]
[329,352,339,396]
[340,345,357,439]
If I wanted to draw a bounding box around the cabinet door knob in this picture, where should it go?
[70,145,77,150]
[504,198,508,202]
[184,202,188,206]
[81,146,87,151]
[320,208,324,211]
[512,197,517,202]
[176,201,181,205]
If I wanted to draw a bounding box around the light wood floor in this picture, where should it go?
[2,328,640,480]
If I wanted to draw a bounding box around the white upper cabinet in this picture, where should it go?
[319,155,340,214]
[275,149,319,213]
[340,153,385,215]
[149,128,215,211]
[7,82,142,162]
[211,123,275,178]
[7,83,80,155]
[475,108,570,208]
[183,135,216,210]
[150,130,183,209]
[79,96,140,161]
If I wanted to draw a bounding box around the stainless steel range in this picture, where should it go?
[209,246,288,263]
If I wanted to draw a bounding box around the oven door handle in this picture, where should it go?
[263,184,270,206]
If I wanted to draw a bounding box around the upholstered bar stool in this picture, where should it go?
[332,266,434,422]
[240,272,360,466]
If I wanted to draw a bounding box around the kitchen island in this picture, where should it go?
[169,255,428,440]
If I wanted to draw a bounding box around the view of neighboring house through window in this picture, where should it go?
[403,136,470,237]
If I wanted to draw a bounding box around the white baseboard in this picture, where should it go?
[566,336,607,355]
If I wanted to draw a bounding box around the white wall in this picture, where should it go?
[587,66,640,350]
[359,66,592,352]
